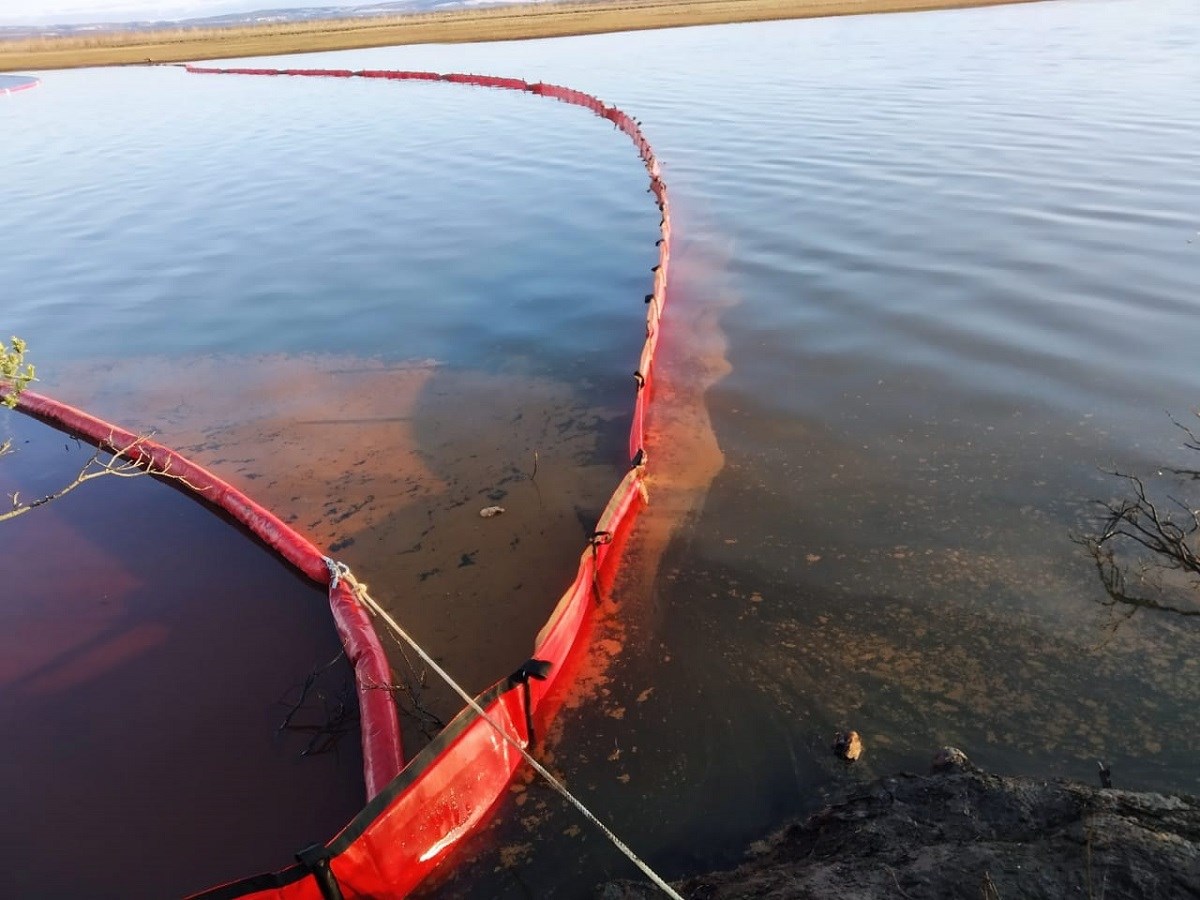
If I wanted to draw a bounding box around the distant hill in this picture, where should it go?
[0,0,547,40]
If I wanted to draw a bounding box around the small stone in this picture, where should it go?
[833,730,863,762]
[932,746,970,773]
[479,506,505,518]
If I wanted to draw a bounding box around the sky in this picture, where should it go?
[0,0,357,26]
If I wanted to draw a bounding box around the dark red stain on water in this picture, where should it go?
[0,414,364,900]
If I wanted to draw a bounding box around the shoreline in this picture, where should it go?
[601,752,1200,899]
[0,0,1049,72]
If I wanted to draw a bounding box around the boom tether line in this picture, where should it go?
[326,558,686,900]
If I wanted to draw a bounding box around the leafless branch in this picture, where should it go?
[277,653,359,758]
[1166,411,1200,480]
[1082,537,1199,618]
[371,625,447,738]
[1079,422,1200,619]
[1,432,199,523]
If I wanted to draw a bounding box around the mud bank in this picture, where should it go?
[600,757,1200,899]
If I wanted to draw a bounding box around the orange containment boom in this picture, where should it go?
[10,66,673,899]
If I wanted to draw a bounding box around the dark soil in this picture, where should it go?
[599,757,1200,899]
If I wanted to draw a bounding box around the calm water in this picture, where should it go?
[4,0,1200,895]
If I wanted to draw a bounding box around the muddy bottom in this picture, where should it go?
[42,352,635,748]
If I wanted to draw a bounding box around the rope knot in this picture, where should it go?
[322,556,352,590]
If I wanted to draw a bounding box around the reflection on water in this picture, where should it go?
[4,0,1200,895]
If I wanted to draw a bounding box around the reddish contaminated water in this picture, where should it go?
[0,416,364,898]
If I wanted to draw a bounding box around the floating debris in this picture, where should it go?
[479,505,506,518]
[833,730,863,762]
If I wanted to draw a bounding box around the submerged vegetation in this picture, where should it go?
[1081,412,1200,620]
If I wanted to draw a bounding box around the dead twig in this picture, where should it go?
[1,431,202,523]
[1078,411,1200,621]
[372,624,446,738]
[278,651,346,733]
[1166,413,1200,480]
[277,653,359,758]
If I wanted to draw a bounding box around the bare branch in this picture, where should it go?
[1080,433,1200,620]
[1166,410,1200,479]
[1170,410,1200,451]
[3,339,208,523]
[0,432,197,523]
[276,664,359,759]
[1080,535,1200,618]
[371,625,447,738]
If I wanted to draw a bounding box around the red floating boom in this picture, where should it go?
[0,74,41,94]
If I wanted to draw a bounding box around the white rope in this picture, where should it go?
[323,557,685,900]
[323,556,349,590]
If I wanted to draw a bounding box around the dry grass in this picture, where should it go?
[0,0,1049,72]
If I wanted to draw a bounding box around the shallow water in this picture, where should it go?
[4,0,1200,895]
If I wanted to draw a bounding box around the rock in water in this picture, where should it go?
[932,746,971,772]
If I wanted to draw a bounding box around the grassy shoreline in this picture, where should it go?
[0,0,1047,72]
